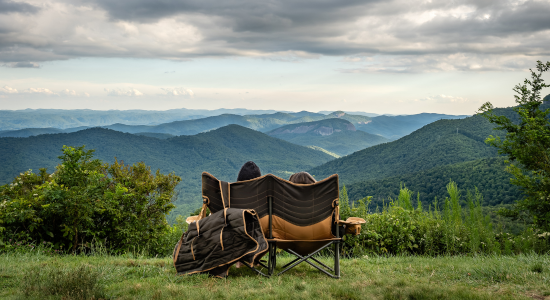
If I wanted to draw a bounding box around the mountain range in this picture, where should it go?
[0,108,290,131]
[0,105,522,217]
[0,110,466,141]
[0,125,333,218]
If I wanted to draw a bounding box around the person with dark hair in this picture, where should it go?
[289,172,316,184]
[237,161,262,181]
[234,161,262,269]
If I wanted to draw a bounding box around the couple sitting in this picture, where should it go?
[237,161,315,184]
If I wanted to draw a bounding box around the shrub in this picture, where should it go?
[340,180,550,256]
[0,145,181,255]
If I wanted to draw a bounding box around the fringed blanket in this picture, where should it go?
[173,208,268,278]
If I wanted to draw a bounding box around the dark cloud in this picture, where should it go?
[0,0,39,14]
[92,0,375,26]
[0,0,549,71]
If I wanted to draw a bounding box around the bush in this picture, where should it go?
[340,181,550,256]
[0,145,181,255]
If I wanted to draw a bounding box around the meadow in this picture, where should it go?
[0,249,549,300]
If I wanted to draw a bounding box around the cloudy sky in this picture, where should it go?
[0,0,549,115]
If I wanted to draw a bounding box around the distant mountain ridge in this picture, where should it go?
[0,109,467,142]
[0,108,290,131]
[267,118,389,156]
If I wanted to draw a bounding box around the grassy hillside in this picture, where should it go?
[0,125,333,217]
[345,157,521,208]
[357,113,469,140]
[267,118,388,156]
[308,108,518,187]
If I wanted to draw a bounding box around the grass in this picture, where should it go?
[0,252,549,300]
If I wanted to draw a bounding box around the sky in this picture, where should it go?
[0,0,549,115]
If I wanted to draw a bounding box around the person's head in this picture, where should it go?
[289,172,316,184]
[237,161,262,181]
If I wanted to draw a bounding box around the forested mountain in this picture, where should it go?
[345,157,521,208]
[357,113,469,140]
[0,125,333,218]
[308,107,519,188]
[0,128,65,137]
[0,108,287,131]
[134,132,176,139]
[0,127,89,138]
[267,118,389,156]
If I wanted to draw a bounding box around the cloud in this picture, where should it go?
[23,88,58,96]
[415,94,469,103]
[61,89,78,96]
[160,87,194,97]
[3,62,40,68]
[0,86,18,95]
[338,53,539,73]
[0,0,548,71]
[0,0,40,14]
[105,88,144,96]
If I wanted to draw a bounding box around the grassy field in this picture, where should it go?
[0,251,549,300]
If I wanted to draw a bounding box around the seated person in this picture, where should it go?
[237,161,262,181]
[288,172,316,184]
[235,161,261,269]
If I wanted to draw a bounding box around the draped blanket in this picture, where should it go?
[173,208,268,278]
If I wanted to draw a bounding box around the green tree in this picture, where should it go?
[478,60,550,230]
[0,145,181,254]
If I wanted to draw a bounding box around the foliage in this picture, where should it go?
[0,145,181,255]
[346,157,522,209]
[339,181,550,256]
[478,60,550,231]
